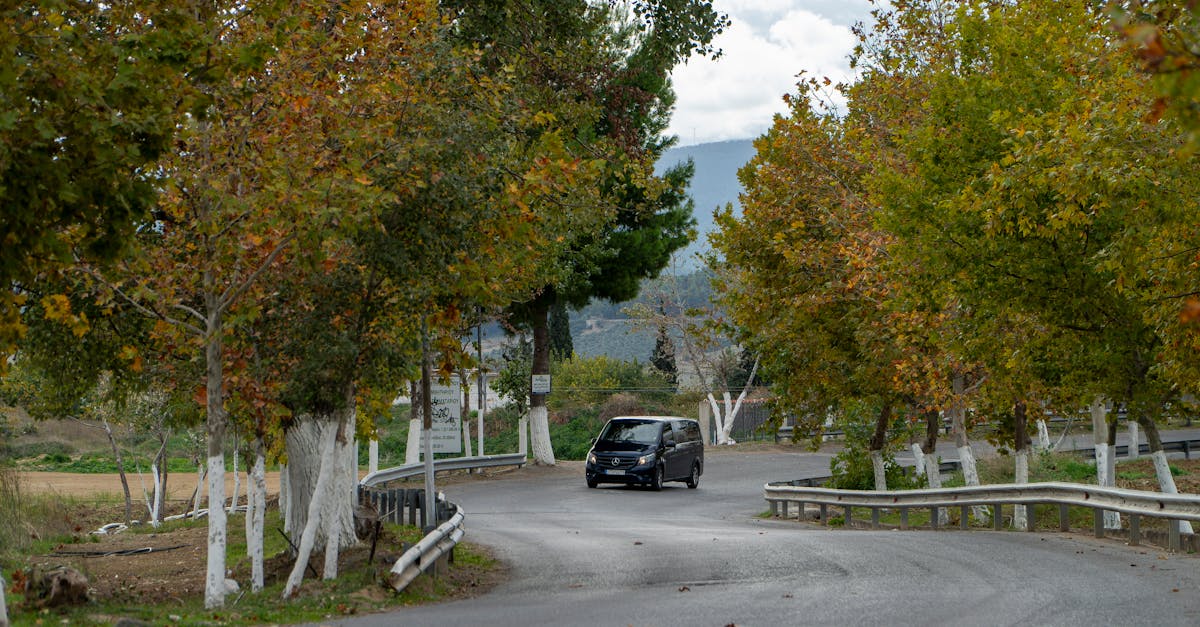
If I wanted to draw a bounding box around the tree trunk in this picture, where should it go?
[368,439,379,474]
[529,301,555,465]
[189,460,206,518]
[248,437,266,592]
[947,375,989,524]
[0,572,8,627]
[279,463,290,533]
[1138,415,1194,535]
[1036,418,1051,451]
[152,431,168,525]
[406,380,422,464]
[284,415,357,551]
[920,409,948,525]
[229,443,240,513]
[99,417,133,526]
[282,418,339,598]
[717,357,759,444]
[203,299,230,610]
[461,371,473,458]
[323,412,356,580]
[911,443,926,477]
[868,402,891,491]
[1128,421,1140,460]
[1091,398,1122,530]
[1013,400,1032,530]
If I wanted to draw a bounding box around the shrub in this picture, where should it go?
[599,393,647,421]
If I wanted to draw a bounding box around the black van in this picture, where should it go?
[585,416,704,490]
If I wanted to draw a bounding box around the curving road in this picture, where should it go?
[338,448,1200,627]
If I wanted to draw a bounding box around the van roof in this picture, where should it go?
[608,416,696,423]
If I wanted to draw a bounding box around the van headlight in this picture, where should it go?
[637,453,656,466]
[588,452,597,465]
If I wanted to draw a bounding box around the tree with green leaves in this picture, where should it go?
[0,2,206,366]
[451,0,726,464]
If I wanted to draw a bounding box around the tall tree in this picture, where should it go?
[454,0,726,464]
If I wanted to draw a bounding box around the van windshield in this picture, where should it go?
[597,420,660,445]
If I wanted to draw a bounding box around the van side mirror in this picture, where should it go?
[664,438,676,448]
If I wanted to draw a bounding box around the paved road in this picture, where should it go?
[335,447,1200,627]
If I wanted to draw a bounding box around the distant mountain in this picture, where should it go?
[656,139,757,270]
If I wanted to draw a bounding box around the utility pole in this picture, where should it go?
[477,318,486,457]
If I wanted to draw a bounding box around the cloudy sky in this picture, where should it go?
[666,0,877,146]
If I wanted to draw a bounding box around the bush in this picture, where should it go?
[599,393,648,421]
[828,448,921,490]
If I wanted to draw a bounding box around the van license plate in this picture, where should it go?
[605,469,625,475]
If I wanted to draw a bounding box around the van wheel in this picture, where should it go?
[587,477,598,489]
[651,464,664,491]
[686,463,700,489]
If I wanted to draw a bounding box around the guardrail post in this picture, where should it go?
[994,504,1003,531]
[930,506,939,530]
[845,506,853,527]
[1094,508,1103,538]
[1185,441,1191,460]
[1129,514,1140,546]
[1169,519,1181,552]
[1058,504,1069,532]
[960,506,968,530]
[820,504,828,525]
[900,508,908,530]
[871,507,880,529]
[769,500,779,517]
[1027,504,1035,532]
[781,501,789,519]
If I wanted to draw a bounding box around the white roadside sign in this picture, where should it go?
[429,380,462,454]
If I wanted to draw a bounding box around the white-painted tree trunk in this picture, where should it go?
[229,445,240,513]
[1151,450,1194,535]
[405,418,422,464]
[1128,422,1140,460]
[924,452,948,526]
[706,394,730,444]
[204,452,227,609]
[1013,449,1029,531]
[1035,419,1051,451]
[529,405,555,465]
[368,439,379,474]
[1095,444,1122,530]
[322,421,355,580]
[282,423,338,598]
[0,572,8,627]
[191,462,206,517]
[957,445,990,524]
[248,443,266,592]
[948,374,988,523]
[870,450,887,491]
[279,463,290,534]
[285,417,357,552]
[911,443,926,477]
[150,462,162,527]
[1090,399,1121,530]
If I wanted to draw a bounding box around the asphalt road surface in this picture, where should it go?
[335,448,1200,627]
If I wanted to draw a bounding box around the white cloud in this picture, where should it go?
[666,1,870,146]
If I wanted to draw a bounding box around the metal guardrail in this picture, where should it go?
[362,453,524,592]
[1072,439,1197,460]
[359,452,527,488]
[764,481,1200,551]
[387,500,466,593]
